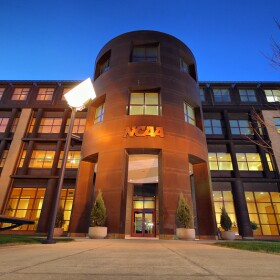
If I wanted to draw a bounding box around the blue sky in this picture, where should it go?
[1,0,279,82]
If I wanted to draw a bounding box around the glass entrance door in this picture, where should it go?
[132,209,155,237]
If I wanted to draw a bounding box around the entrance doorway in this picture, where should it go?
[132,210,155,237]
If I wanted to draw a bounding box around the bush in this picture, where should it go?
[90,190,107,227]
[176,193,194,228]
[220,207,232,231]
[55,206,65,228]
[250,221,258,230]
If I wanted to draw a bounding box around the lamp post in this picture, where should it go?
[42,78,96,244]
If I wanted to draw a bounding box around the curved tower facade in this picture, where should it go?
[69,31,216,239]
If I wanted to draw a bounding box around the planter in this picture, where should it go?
[176,228,195,240]
[88,226,107,239]
[221,231,235,240]
[53,227,64,237]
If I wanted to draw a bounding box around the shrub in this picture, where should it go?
[220,207,232,231]
[250,221,258,230]
[90,190,107,227]
[176,193,194,228]
[55,206,65,228]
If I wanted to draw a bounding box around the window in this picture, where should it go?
[273,118,280,133]
[11,88,30,101]
[29,150,55,168]
[0,150,8,167]
[59,189,75,231]
[65,118,86,134]
[3,188,45,230]
[239,89,257,102]
[11,118,19,133]
[129,92,160,115]
[184,103,195,125]
[264,89,280,102]
[0,118,9,133]
[94,50,111,79]
[179,58,189,73]
[131,44,158,62]
[204,119,223,135]
[208,153,233,170]
[199,88,205,102]
[36,88,54,101]
[236,153,263,171]
[94,103,105,124]
[18,151,26,167]
[213,89,231,102]
[0,87,5,100]
[246,191,280,235]
[213,191,238,232]
[266,153,274,171]
[229,120,253,135]
[58,151,81,168]
[37,118,62,133]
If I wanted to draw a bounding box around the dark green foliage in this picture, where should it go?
[176,193,194,228]
[90,190,107,227]
[55,206,65,228]
[220,207,232,231]
[250,221,258,230]
[0,235,73,244]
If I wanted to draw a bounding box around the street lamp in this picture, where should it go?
[42,78,96,244]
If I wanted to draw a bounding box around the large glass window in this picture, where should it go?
[179,58,189,73]
[0,150,8,167]
[65,118,86,134]
[36,88,54,101]
[184,103,195,125]
[11,117,19,133]
[94,104,105,124]
[239,89,257,102]
[273,117,280,133]
[204,119,223,135]
[208,153,233,170]
[131,44,158,62]
[129,92,159,115]
[236,153,263,171]
[245,191,280,235]
[58,151,81,168]
[199,88,205,102]
[29,118,62,133]
[11,88,30,101]
[59,189,75,231]
[3,188,45,231]
[266,153,274,171]
[0,87,5,100]
[264,89,280,102]
[29,150,55,168]
[94,50,111,79]
[18,150,26,167]
[213,191,238,233]
[213,89,231,102]
[229,120,253,135]
[0,117,9,133]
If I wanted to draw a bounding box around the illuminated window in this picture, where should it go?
[236,153,263,171]
[0,150,8,167]
[129,92,160,115]
[0,87,5,100]
[245,191,280,235]
[11,118,19,133]
[94,50,111,79]
[11,88,30,101]
[131,44,159,62]
[3,188,45,231]
[18,150,26,167]
[65,118,86,134]
[94,104,105,124]
[29,150,55,168]
[199,88,205,102]
[213,191,238,232]
[204,119,223,134]
[36,88,54,101]
[208,153,233,170]
[239,89,257,102]
[59,189,75,231]
[58,151,81,168]
[273,118,280,133]
[266,153,274,171]
[34,118,62,133]
[213,89,231,102]
[0,118,9,133]
[229,120,253,135]
[264,89,280,102]
[184,103,195,125]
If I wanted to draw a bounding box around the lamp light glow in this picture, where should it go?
[64,78,96,108]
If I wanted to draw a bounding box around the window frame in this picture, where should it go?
[36,88,55,101]
[213,88,231,103]
[11,88,30,101]
[184,102,196,125]
[204,119,223,135]
[264,89,280,102]
[208,152,233,171]
[229,119,253,135]
[236,153,263,171]
[131,43,159,62]
[239,89,257,102]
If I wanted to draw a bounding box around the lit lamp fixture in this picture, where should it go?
[42,78,96,244]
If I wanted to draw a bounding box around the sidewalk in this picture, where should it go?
[0,238,279,279]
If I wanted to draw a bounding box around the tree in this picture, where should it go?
[90,190,107,227]
[220,207,232,231]
[176,193,194,228]
[270,19,280,70]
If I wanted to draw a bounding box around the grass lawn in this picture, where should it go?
[214,240,280,254]
[0,234,74,245]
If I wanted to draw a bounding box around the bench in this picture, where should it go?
[0,215,35,231]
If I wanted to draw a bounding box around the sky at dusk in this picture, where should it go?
[1,0,280,82]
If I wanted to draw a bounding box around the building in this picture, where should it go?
[0,31,279,239]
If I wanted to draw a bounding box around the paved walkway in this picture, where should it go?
[0,239,279,279]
